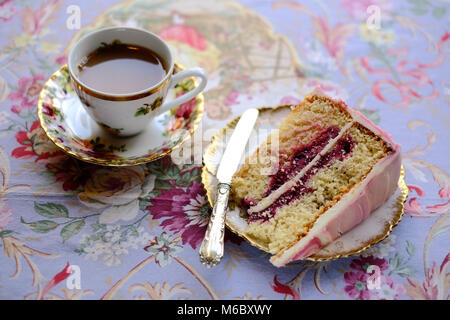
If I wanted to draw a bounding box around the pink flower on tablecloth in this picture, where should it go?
[0,199,13,228]
[344,269,372,300]
[311,17,354,75]
[10,105,23,114]
[270,276,300,300]
[149,182,210,249]
[373,275,406,300]
[279,96,301,105]
[405,185,450,217]
[360,32,448,106]
[344,255,396,300]
[303,79,348,100]
[55,55,67,65]
[8,74,46,109]
[311,17,354,61]
[143,232,183,267]
[11,120,63,162]
[21,0,61,36]
[0,0,17,22]
[405,253,450,300]
[345,271,406,300]
[39,262,72,300]
[159,25,206,51]
[340,0,393,21]
[225,90,239,107]
[45,157,93,191]
[350,255,389,273]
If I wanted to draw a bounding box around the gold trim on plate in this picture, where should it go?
[37,63,204,166]
[201,105,408,261]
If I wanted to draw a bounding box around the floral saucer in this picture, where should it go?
[37,63,204,166]
[202,105,409,262]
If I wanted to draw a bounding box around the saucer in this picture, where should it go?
[202,105,408,262]
[37,63,204,166]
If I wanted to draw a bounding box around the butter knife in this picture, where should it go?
[199,108,259,267]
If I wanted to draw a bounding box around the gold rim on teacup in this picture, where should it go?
[70,71,171,102]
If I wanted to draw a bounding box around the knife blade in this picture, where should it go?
[199,108,259,267]
[217,108,259,184]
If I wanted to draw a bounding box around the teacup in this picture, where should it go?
[68,26,207,137]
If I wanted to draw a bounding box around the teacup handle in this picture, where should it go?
[157,67,207,115]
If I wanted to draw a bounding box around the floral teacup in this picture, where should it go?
[68,26,207,137]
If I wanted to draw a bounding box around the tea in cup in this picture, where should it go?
[68,27,207,137]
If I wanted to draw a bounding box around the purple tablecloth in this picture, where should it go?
[0,0,448,300]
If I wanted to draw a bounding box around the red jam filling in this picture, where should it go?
[265,126,340,196]
[248,134,355,222]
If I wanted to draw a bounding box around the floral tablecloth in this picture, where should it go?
[0,0,449,300]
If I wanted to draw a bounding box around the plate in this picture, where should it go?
[37,63,204,166]
[202,105,408,261]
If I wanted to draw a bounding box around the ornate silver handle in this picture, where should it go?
[199,183,230,267]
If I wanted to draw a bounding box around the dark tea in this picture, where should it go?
[78,42,167,94]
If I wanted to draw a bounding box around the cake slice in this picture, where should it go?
[230,91,401,267]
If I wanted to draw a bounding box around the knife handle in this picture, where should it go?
[199,183,230,267]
